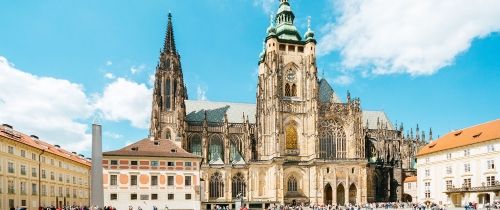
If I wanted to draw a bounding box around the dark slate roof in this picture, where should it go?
[319,78,341,103]
[185,100,256,123]
[362,111,395,130]
[103,138,200,158]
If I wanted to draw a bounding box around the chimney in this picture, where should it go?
[90,123,104,207]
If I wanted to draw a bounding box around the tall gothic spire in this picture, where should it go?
[163,13,177,54]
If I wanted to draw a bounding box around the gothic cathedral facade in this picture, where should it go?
[149,1,427,209]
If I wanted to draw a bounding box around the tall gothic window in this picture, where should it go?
[320,133,335,159]
[291,84,297,96]
[230,136,243,162]
[164,128,171,140]
[209,135,224,163]
[165,78,171,110]
[285,124,298,149]
[188,134,202,156]
[231,172,246,198]
[173,80,177,109]
[209,172,224,198]
[288,176,298,192]
[285,83,291,96]
[319,122,347,159]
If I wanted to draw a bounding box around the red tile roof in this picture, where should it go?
[103,137,201,159]
[417,119,500,156]
[0,125,91,166]
[404,176,417,183]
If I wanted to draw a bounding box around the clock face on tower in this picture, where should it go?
[286,70,296,82]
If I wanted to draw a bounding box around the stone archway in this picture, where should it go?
[324,183,333,205]
[337,183,345,206]
[349,183,357,204]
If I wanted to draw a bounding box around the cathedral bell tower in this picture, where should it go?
[256,0,318,161]
[150,13,187,146]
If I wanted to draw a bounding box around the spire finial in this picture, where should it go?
[163,12,177,54]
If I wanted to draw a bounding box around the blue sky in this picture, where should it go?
[0,0,499,156]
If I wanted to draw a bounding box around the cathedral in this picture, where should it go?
[149,0,427,209]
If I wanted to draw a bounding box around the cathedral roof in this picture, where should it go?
[103,138,200,158]
[185,100,256,123]
[417,119,500,156]
[362,111,395,130]
[318,78,341,103]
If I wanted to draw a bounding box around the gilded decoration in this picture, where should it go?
[285,124,298,149]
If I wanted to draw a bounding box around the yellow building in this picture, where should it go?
[0,123,91,210]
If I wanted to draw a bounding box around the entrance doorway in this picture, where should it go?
[478,193,491,205]
[349,183,357,204]
[337,183,345,206]
[324,183,333,205]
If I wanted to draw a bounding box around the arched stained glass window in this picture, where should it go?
[231,172,246,198]
[165,78,171,110]
[285,83,291,96]
[285,124,298,149]
[291,84,297,96]
[188,134,202,156]
[209,172,224,198]
[288,176,298,192]
[209,135,224,163]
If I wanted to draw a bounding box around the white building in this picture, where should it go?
[403,176,417,202]
[416,119,500,207]
[102,138,202,210]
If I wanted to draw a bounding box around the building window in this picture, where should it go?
[20,150,26,157]
[130,160,138,165]
[8,180,15,194]
[446,153,452,160]
[487,176,495,186]
[446,166,452,174]
[291,84,297,96]
[445,180,453,189]
[209,135,224,162]
[167,162,174,166]
[21,165,27,175]
[464,163,471,172]
[20,181,26,194]
[185,175,192,186]
[151,175,158,186]
[151,161,159,167]
[288,176,298,192]
[185,162,192,167]
[464,149,470,156]
[463,178,471,188]
[284,83,291,96]
[130,175,137,186]
[209,172,224,198]
[151,193,158,200]
[110,175,117,186]
[279,44,286,51]
[407,182,411,189]
[319,126,346,159]
[425,169,430,177]
[165,78,171,110]
[41,169,46,178]
[131,193,137,200]
[8,162,14,173]
[232,172,246,198]
[32,183,37,195]
[32,153,36,160]
[487,144,495,152]
[167,176,174,186]
[487,160,495,169]
[285,124,298,149]
[188,135,202,156]
[50,172,55,180]
[168,194,174,200]
[110,193,117,200]
[424,182,431,198]
[8,146,14,154]
[110,160,118,165]
[185,193,192,200]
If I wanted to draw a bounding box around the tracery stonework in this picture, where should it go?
[149,1,428,208]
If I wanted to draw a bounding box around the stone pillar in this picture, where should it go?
[333,168,337,205]
[90,123,104,207]
[346,174,350,205]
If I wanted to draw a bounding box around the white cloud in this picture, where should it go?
[130,64,146,74]
[95,78,152,129]
[196,85,207,101]
[253,0,275,15]
[0,56,93,152]
[318,0,500,76]
[104,72,115,79]
[333,75,353,86]
[104,131,122,139]
[105,60,113,66]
